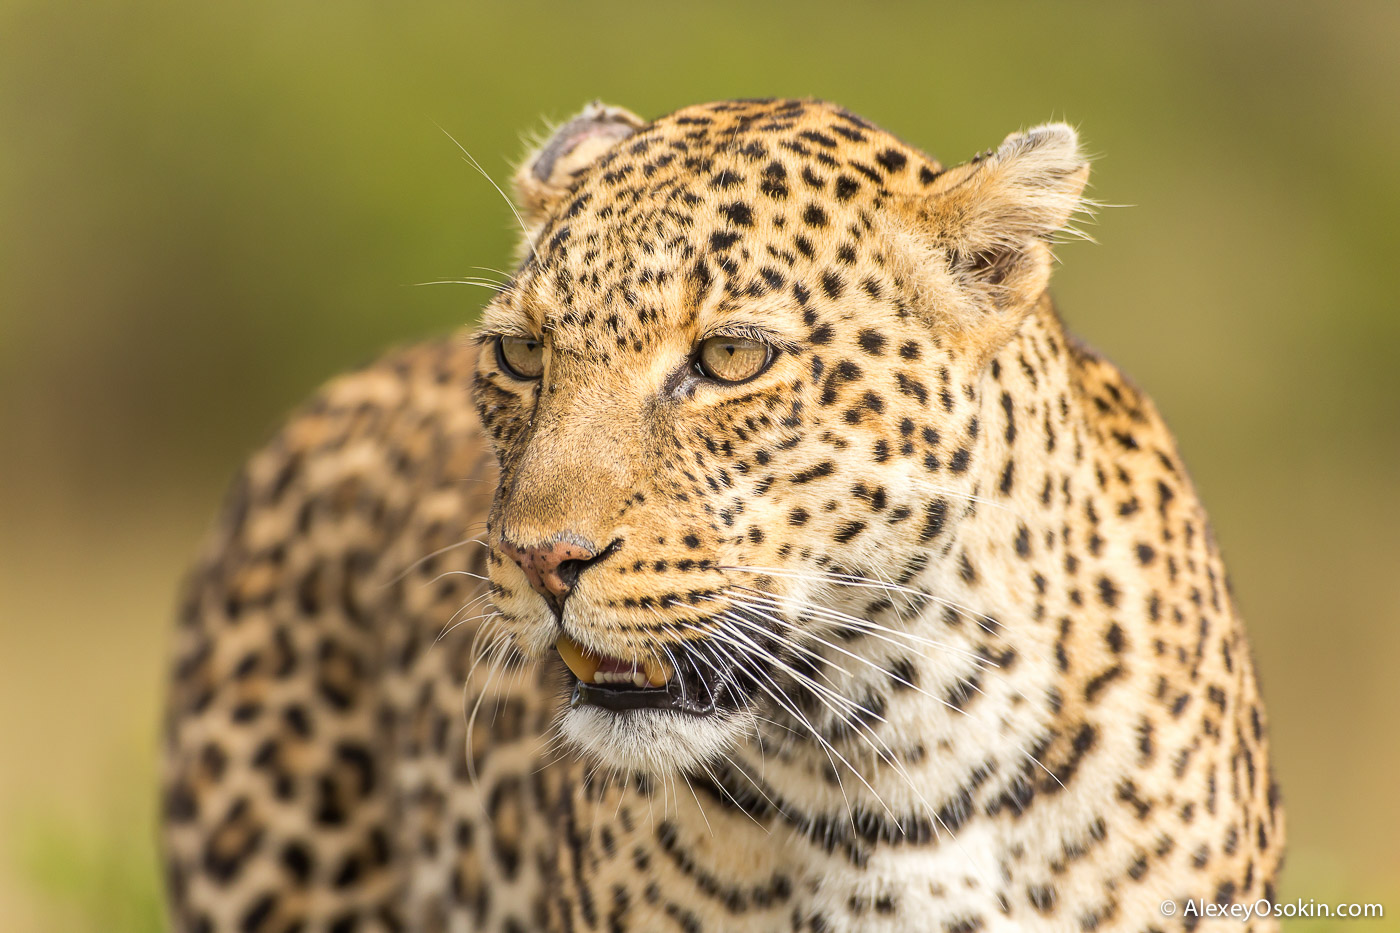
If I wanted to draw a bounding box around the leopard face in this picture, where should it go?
[473,99,1088,774]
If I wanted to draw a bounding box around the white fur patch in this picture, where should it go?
[559,704,755,775]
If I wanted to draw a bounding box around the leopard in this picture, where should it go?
[161,97,1284,933]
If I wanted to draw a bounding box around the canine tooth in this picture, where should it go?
[633,672,646,688]
[557,637,601,683]
[643,656,672,687]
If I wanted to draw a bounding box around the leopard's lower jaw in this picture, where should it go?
[568,677,717,716]
[557,703,752,776]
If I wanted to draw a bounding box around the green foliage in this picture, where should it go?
[19,818,164,933]
[13,769,165,933]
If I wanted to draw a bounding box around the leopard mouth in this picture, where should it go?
[556,635,722,717]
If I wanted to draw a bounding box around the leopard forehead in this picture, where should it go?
[486,98,948,350]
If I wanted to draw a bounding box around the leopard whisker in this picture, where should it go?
[714,608,904,725]
[727,572,1064,729]
[680,767,715,837]
[719,602,974,722]
[433,120,528,236]
[700,635,862,838]
[426,569,492,586]
[722,564,1006,637]
[719,594,1065,793]
[712,619,1000,885]
[703,620,917,801]
[693,756,773,834]
[725,593,982,723]
[707,617,943,842]
[408,278,509,293]
[434,595,496,645]
[725,586,993,666]
[463,629,512,791]
[383,529,489,587]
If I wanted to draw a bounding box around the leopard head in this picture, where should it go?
[472,99,1088,774]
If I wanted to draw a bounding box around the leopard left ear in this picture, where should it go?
[513,102,647,237]
[903,123,1090,332]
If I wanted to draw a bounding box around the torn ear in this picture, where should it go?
[513,101,646,231]
[907,123,1090,321]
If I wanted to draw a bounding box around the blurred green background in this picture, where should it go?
[2,1,1397,930]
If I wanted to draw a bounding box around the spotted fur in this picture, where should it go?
[163,99,1282,933]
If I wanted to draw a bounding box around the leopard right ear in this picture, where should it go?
[513,102,647,234]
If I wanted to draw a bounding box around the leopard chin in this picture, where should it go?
[552,632,761,774]
[557,704,755,776]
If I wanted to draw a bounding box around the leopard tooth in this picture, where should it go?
[557,637,601,684]
[643,656,672,687]
[632,671,646,688]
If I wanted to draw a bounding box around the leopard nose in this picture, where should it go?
[497,534,610,611]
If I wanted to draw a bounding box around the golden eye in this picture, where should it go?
[696,335,772,383]
[496,335,544,380]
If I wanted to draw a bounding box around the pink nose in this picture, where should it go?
[497,536,599,602]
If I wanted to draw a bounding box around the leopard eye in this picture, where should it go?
[695,335,772,384]
[496,335,544,380]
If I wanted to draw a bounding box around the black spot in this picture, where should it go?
[760,161,789,199]
[332,854,363,889]
[895,374,928,404]
[857,330,886,355]
[999,460,1015,494]
[239,893,277,933]
[919,499,947,541]
[1028,884,1056,914]
[710,230,739,251]
[792,461,836,484]
[875,149,908,173]
[834,521,866,543]
[803,204,829,227]
[1084,664,1124,701]
[720,201,754,227]
[1097,576,1120,608]
[1000,392,1016,443]
[328,914,358,933]
[280,842,314,886]
[834,175,860,200]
